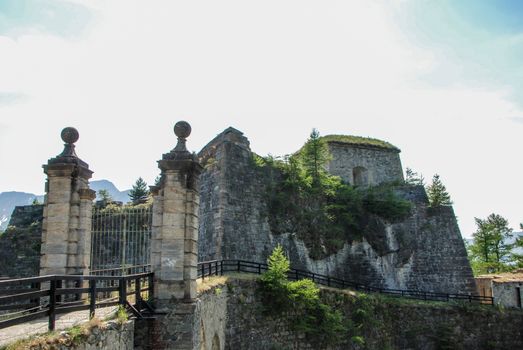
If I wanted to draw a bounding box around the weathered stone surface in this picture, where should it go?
[325,141,404,186]
[220,279,523,350]
[197,128,476,294]
[0,205,43,278]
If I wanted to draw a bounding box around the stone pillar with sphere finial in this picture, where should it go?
[151,121,202,303]
[40,127,96,276]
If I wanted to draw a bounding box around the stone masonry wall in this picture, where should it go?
[13,320,134,350]
[218,279,523,350]
[493,280,523,309]
[0,205,43,278]
[197,128,476,295]
[325,142,404,186]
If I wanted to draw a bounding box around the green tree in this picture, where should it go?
[31,197,40,205]
[97,189,113,203]
[299,129,331,187]
[426,174,452,207]
[405,167,424,186]
[129,177,150,204]
[259,245,347,345]
[468,213,514,274]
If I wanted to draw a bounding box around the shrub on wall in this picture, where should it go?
[259,245,347,346]
[255,130,412,259]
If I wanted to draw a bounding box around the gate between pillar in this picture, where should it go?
[90,205,152,276]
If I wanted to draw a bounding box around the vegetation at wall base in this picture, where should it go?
[259,245,348,346]
[255,130,412,259]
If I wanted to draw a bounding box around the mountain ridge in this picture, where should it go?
[0,180,130,230]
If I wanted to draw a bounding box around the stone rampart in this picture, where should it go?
[207,278,523,350]
[197,128,476,294]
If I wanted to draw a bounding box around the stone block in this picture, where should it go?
[184,280,197,300]
[156,281,185,300]
[69,205,80,217]
[41,253,68,269]
[42,241,68,254]
[161,238,185,252]
[184,239,198,255]
[46,203,71,217]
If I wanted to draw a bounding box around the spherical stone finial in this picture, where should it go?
[174,121,191,139]
[61,127,79,144]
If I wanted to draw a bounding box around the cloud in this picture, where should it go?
[0,92,29,106]
[0,0,95,39]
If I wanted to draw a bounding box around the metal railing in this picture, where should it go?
[198,259,494,305]
[0,272,153,331]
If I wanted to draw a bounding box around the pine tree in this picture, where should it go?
[468,214,514,274]
[405,167,424,186]
[426,174,452,207]
[97,189,113,203]
[300,129,331,187]
[129,177,150,204]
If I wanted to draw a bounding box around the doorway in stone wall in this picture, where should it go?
[353,166,369,186]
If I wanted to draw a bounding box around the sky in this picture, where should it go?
[0,0,522,237]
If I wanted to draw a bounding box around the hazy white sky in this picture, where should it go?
[1,0,522,237]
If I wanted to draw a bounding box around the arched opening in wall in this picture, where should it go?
[212,334,221,350]
[353,166,369,186]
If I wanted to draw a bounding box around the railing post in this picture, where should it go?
[89,279,96,319]
[237,260,240,272]
[220,261,223,275]
[119,277,127,306]
[327,276,331,287]
[30,282,41,310]
[258,263,261,275]
[49,279,56,331]
[135,277,141,309]
[148,273,154,301]
[201,264,205,280]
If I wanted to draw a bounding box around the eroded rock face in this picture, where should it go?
[197,128,476,294]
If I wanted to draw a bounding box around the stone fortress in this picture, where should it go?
[198,127,476,294]
[1,124,476,295]
[2,123,521,350]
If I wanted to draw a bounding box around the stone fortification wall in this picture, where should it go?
[325,141,404,186]
[216,279,523,350]
[6,320,134,350]
[197,128,476,294]
[0,205,43,278]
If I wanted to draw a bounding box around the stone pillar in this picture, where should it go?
[40,127,96,276]
[152,121,202,302]
[147,121,202,350]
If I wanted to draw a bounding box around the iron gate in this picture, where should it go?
[90,206,152,275]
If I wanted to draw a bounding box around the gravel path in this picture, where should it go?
[0,306,117,347]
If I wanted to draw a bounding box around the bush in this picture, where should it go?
[257,135,412,259]
[259,246,348,346]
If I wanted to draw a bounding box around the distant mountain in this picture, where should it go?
[0,192,44,230]
[0,180,130,231]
